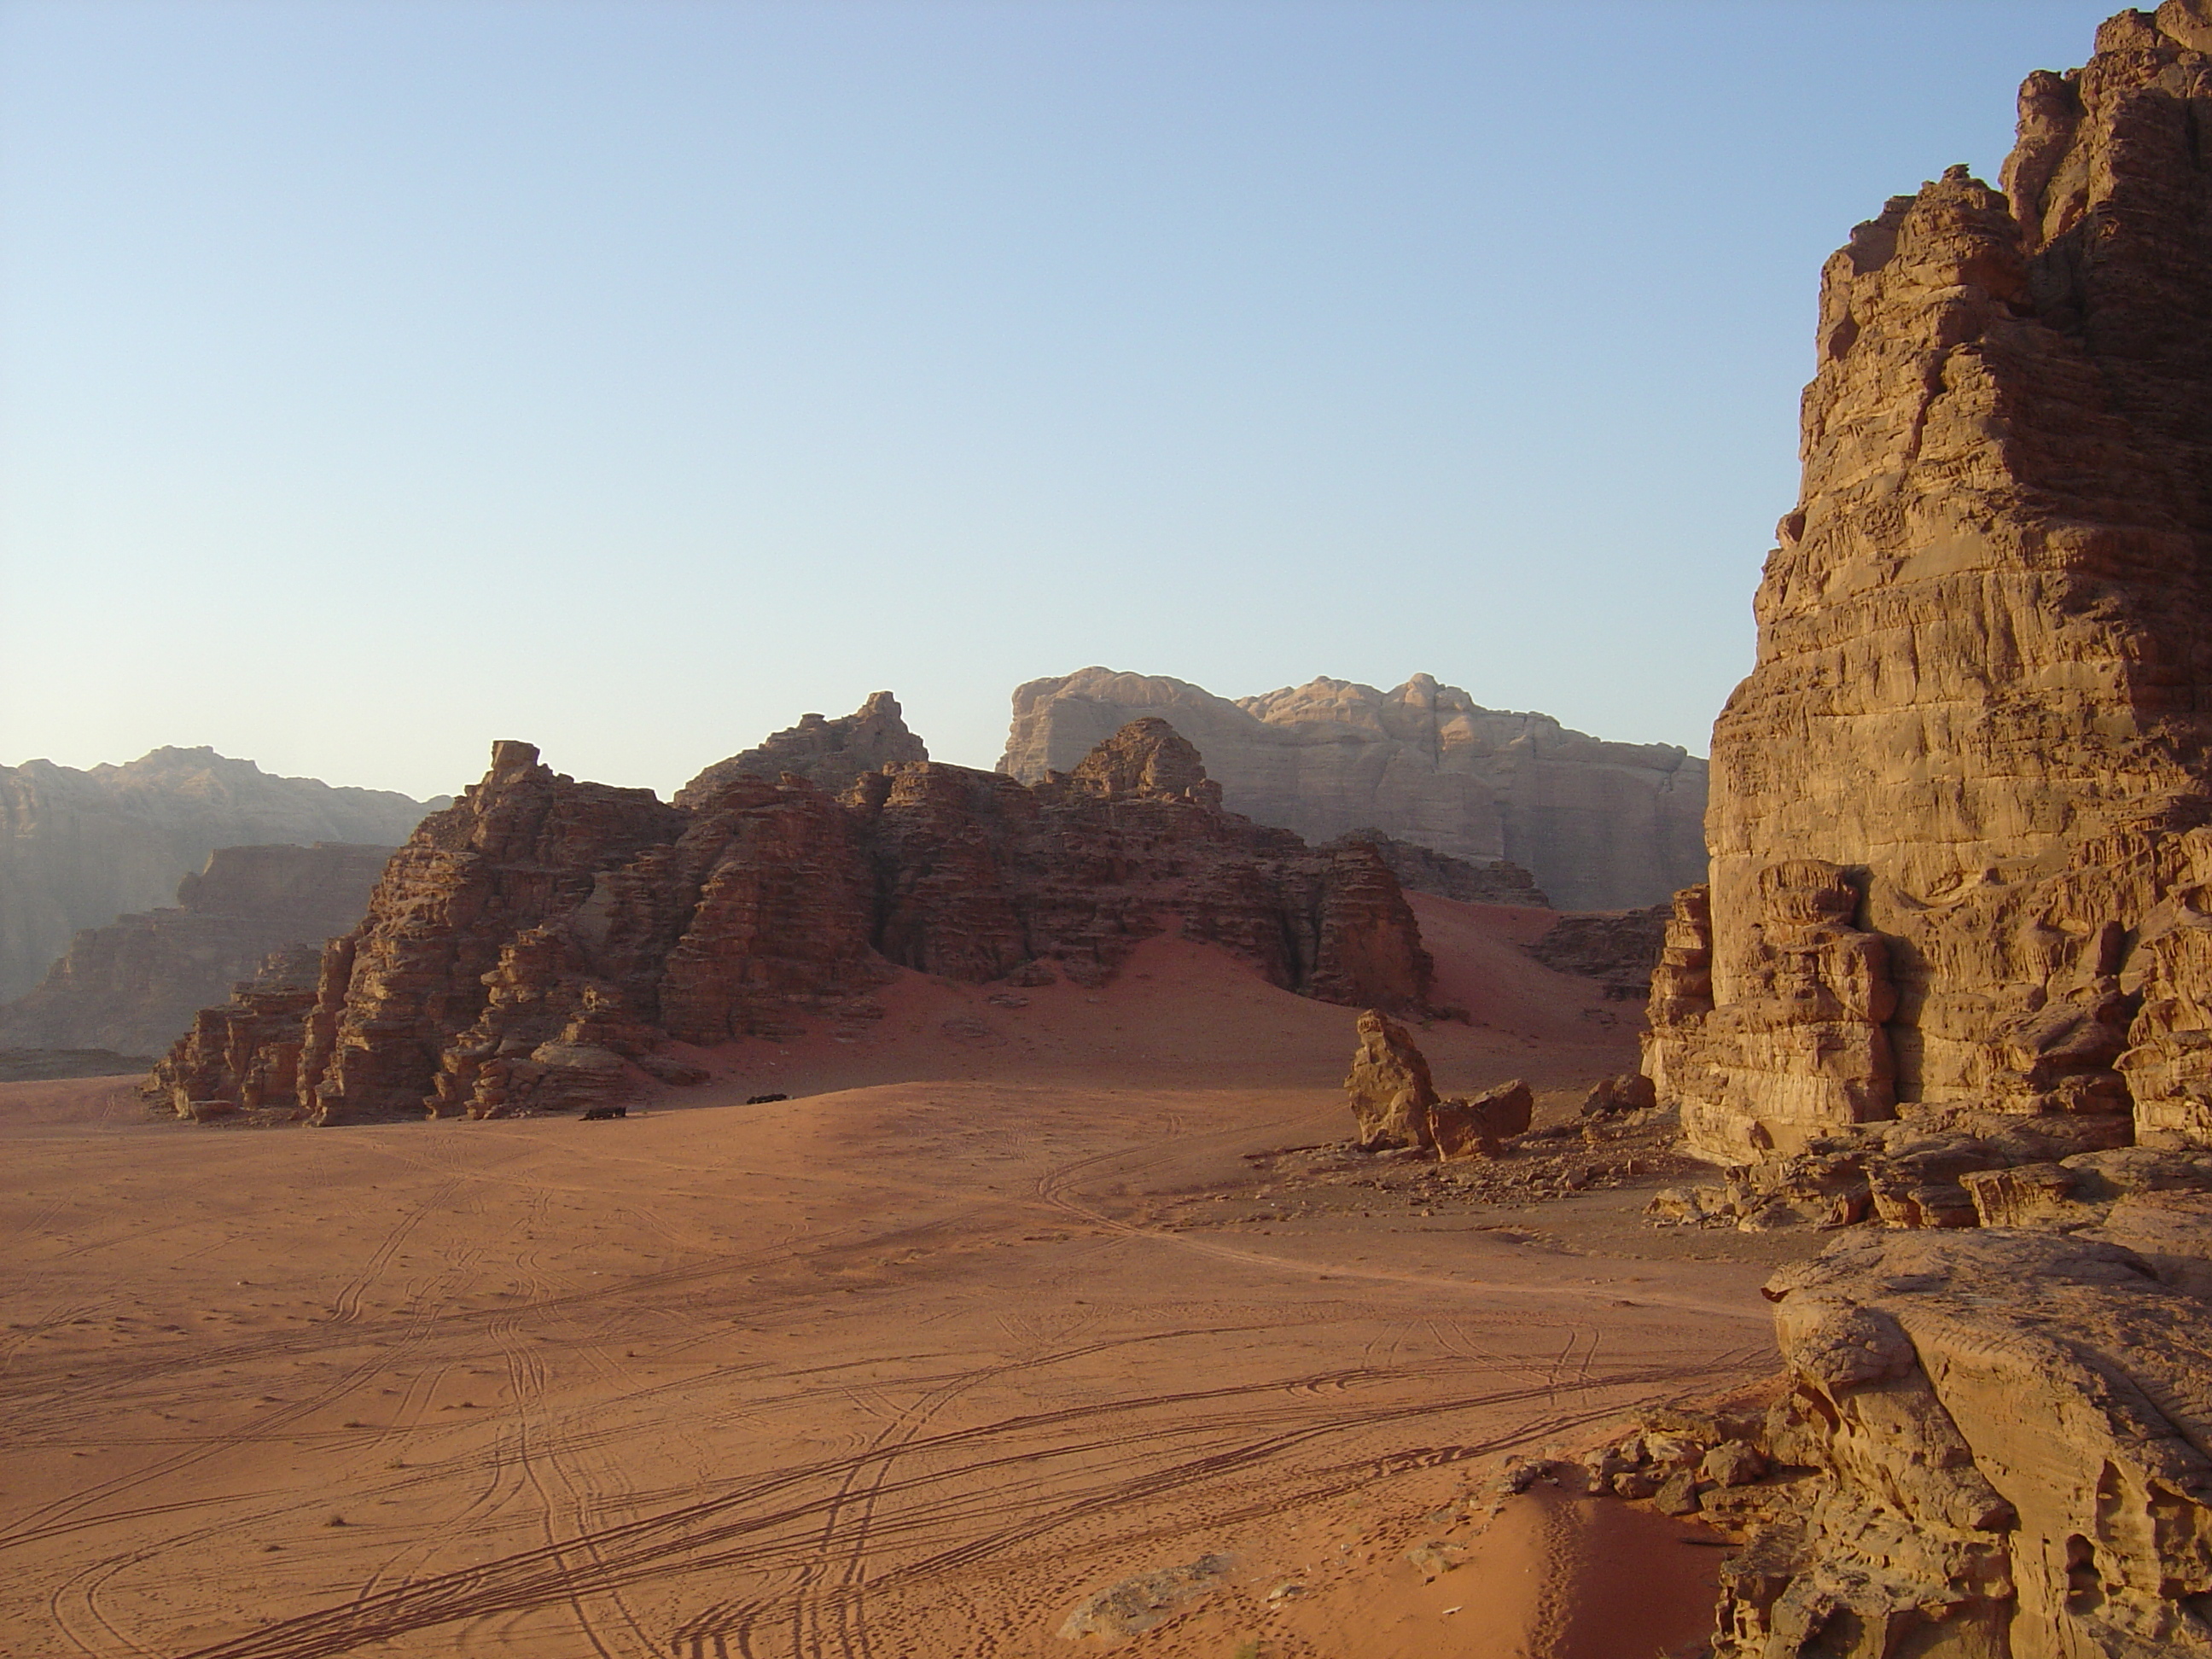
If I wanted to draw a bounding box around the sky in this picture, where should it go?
[0,0,2121,802]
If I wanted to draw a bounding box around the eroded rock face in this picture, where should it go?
[1650,9,2212,1165]
[0,748,438,1002]
[1322,830,1551,908]
[1000,668,1706,910]
[1728,1228,2212,1658]
[0,842,393,1055]
[673,691,926,807]
[1343,1009,1439,1149]
[156,719,1434,1123]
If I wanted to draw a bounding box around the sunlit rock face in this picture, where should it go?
[1650,5,2212,1165]
[999,667,1708,911]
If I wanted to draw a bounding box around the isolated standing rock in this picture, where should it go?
[1343,1010,1437,1149]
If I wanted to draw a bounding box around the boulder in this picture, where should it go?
[1429,1079,1533,1161]
[1342,1010,1437,1150]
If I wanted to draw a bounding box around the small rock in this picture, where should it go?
[1612,1470,1661,1500]
[1404,1540,1466,1580]
[1701,1440,1769,1488]
[1654,1470,1704,1516]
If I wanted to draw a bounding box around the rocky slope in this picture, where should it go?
[1647,4,2212,1171]
[0,748,439,1004]
[0,842,393,1055]
[149,713,1432,1124]
[998,668,1707,911]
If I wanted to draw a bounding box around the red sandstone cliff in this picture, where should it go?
[149,713,1431,1124]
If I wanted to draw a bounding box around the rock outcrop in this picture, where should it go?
[673,691,926,807]
[1526,904,1670,1002]
[1648,7,2212,1168]
[1722,1226,2212,1657]
[1321,830,1551,907]
[154,719,1434,1124]
[0,842,393,1055]
[0,748,439,1003]
[999,668,1706,911]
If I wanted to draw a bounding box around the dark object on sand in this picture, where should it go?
[746,1092,789,1105]
[580,1105,626,1121]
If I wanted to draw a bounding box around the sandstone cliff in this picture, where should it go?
[1648,5,2212,1168]
[998,668,1706,911]
[150,719,1431,1124]
[0,748,439,1004]
[0,842,394,1056]
[673,691,926,807]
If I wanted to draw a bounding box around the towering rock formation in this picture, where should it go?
[150,719,1431,1124]
[998,668,1706,911]
[0,748,439,1002]
[0,841,393,1055]
[1649,5,2212,1167]
[673,691,926,807]
[1648,15,2212,1652]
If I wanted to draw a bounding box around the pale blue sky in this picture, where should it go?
[1,1,2114,800]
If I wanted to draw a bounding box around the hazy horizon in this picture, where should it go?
[3,0,2116,800]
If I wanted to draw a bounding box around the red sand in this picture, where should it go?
[0,897,1771,1657]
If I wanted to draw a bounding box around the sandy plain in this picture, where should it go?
[0,896,1807,1658]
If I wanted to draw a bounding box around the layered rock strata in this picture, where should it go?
[1649,7,2212,1167]
[1526,904,1670,1002]
[0,748,438,1001]
[0,842,393,1055]
[1000,668,1706,910]
[154,720,1432,1124]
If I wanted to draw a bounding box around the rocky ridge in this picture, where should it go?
[149,710,1432,1124]
[0,842,393,1056]
[999,668,1707,911]
[0,748,439,1004]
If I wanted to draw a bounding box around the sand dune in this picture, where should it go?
[2,898,1784,1657]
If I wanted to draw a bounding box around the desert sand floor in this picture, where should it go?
[1,899,1802,1659]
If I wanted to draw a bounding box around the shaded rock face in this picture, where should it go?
[1650,9,2212,1166]
[157,721,1433,1124]
[673,691,926,808]
[0,842,393,1055]
[1728,1228,2212,1658]
[1322,830,1551,908]
[0,748,439,1003]
[1526,904,1669,1002]
[999,668,1707,911]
